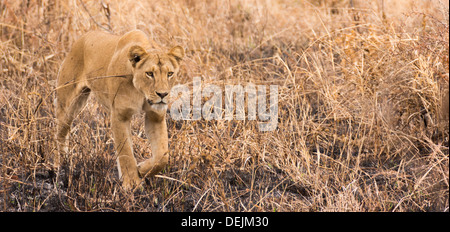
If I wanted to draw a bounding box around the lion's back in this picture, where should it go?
[80,31,120,74]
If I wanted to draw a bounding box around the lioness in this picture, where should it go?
[55,30,184,189]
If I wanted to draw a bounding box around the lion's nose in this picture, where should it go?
[156,92,168,99]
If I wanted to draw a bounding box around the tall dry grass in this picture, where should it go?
[0,0,448,211]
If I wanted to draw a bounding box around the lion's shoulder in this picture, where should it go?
[116,30,152,50]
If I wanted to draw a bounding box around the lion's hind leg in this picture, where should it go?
[55,84,91,168]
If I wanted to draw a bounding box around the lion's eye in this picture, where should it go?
[146,72,154,78]
[167,72,174,78]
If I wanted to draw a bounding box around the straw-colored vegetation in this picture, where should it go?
[0,0,448,211]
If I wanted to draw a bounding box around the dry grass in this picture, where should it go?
[0,0,448,212]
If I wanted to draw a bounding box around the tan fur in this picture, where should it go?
[55,30,184,190]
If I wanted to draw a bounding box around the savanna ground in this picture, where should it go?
[0,0,448,212]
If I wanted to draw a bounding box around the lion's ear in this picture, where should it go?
[168,46,184,62]
[128,45,147,67]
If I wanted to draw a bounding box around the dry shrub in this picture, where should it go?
[0,0,448,211]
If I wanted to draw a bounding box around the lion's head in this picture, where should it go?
[128,45,184,109]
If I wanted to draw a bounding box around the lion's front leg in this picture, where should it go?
[138,112,169,178]
[111,113,141,190]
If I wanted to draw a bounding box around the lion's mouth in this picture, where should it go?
[147,99,167,105]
